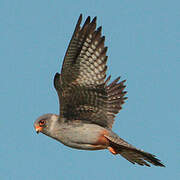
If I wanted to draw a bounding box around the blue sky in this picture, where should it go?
[1,0,179,179]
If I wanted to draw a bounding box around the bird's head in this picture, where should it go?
[34,114,59,135]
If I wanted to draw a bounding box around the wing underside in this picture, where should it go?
[54,15,127,128]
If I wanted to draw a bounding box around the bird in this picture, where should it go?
[34,14,165,167]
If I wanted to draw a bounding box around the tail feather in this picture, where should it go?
[119,148,165,167]
[105,135,165,167]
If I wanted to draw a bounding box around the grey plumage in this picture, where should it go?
[34,14,165,167]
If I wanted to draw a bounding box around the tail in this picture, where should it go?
[104,135,165,167]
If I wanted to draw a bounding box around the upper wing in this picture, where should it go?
[54,15,127,128]
[61,14,106,87]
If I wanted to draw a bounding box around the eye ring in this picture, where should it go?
[39,120,46,126]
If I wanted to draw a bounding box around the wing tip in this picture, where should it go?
[54,73,60,89]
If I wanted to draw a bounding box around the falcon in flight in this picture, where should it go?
[34,14,165,167]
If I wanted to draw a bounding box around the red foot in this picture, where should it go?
[108,147,117,155]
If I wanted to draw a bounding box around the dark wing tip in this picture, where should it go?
[79,14,82,21]
[73,14,83,33]
[92,16,97,23]
[86,16,91,23]
[97,26,102,32]
[101,35,105,42]
[54,73,60,90]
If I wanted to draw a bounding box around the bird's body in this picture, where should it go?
[48,121,110,150]
[38,114,110,150]
[34,14,165,167]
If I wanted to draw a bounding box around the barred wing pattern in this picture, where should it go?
[54,15,127,128]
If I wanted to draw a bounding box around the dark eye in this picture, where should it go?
[39,120,46,126]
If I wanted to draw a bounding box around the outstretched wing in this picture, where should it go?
[54,15,127,128]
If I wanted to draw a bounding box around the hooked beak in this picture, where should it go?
[35,125,43,134]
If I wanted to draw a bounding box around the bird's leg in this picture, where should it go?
[108,146,117,155]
